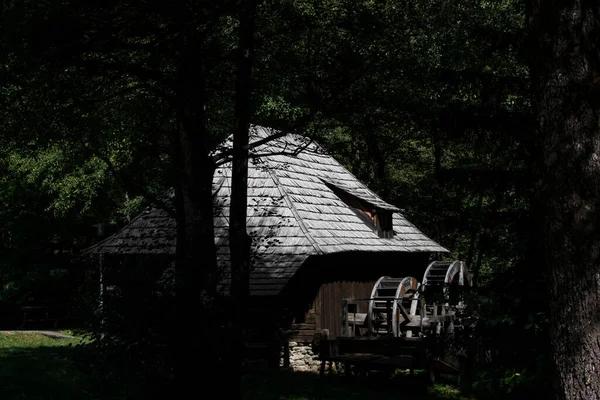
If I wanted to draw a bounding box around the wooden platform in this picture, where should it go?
[318,337,430,370]
[317,336,463,381]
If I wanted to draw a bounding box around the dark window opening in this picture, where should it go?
[323,182,394,238]
[375,211,393,238]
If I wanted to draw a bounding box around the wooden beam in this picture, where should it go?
[342,299,349,337]
[386,300,393,336]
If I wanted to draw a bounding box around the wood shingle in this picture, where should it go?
[83,125,447,295]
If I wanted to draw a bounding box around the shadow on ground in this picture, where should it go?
[243,369,473,400]
[0,345,92,399]
[0,343,471,400]
[0,343,155,400]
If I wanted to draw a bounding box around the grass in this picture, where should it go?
[0,332,91,399]
[0,332,476,400]
[0,332,83,349]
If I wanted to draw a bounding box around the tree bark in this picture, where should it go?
[528,0,600,398]
[173,32,220,396]
[229,0,257,397]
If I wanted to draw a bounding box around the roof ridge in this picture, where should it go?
[319,177,400,212]
[260,157,324,255]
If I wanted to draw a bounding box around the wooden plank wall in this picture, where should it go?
[288,281,374,342]
[290,312,317,343]
[317,281,374,338]
[282,252,432,343]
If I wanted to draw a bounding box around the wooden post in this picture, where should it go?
[348,302,357,338]
[386,300,393,336]
[98,253,106,342]
[344,362,351,379]
[420,298,426,336]
[367,300,373,337]
[283,340,290,369]
[319,359,326,377]
[398,302,412,338]
[342,299,349,337]
[410,294,419,315]
[93,223,106,341]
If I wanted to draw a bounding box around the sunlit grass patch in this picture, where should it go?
[0,332,90,399]
[0,332,83,350]
[429,383,477,400]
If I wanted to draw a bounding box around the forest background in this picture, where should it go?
[1,0,597,399]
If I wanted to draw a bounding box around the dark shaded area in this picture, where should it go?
[0,340,176,400]
[244,370,449,400]
[0,341,462,400]
[0,0,566,397]
[0,344,112,399]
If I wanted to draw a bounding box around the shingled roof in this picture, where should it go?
[84,126,447,295]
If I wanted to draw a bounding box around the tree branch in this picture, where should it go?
[215,138,316,167]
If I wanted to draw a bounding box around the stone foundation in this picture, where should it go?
[282,342,321,371]
[281,342,346,373]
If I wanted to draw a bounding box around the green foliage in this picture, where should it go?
[470,364,550,399]
[0,0,550,394]
[7,148,109,217]
[464,282,551,398]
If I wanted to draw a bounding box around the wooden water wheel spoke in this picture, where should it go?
[367,276,420,337]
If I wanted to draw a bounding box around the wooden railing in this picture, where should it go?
[340,296,449,339]
[341,297,394,338]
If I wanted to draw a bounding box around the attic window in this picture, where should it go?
[324,182,394,238]
[375,211,393,238]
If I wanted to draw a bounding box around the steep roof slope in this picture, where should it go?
[246,126,445,253]
[84,126,447,295]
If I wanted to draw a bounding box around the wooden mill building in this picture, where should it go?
[84,126,447,344]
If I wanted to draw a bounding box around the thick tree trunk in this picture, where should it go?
[173,34,220,396]
[528,1,600,398]
[229,0,257,397]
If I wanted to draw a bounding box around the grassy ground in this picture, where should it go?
[0,332,91,399]
[0,332,475,400]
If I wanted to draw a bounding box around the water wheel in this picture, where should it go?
[421,261,472,312]
[421,261,474,381]
[368,276,419,337]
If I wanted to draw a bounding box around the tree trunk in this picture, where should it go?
[173,33,220,396]
[528,0,600,398]
[363,118,386,193]
[229,0,258,397]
